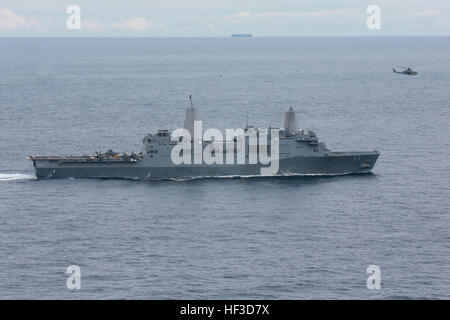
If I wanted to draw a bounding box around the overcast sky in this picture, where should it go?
[0,0,449,36]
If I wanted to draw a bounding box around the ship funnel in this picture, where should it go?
[284,107,298,134]
[183,95,199,137]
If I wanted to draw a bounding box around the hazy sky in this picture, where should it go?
[0,0,449,36]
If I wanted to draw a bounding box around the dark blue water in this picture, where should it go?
[0,37,449,299]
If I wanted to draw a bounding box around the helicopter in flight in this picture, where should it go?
[393,66,418,76]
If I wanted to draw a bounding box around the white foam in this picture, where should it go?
[0,173,36,182]
[161,171,367,181]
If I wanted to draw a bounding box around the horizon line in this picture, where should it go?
[1,35,450,39]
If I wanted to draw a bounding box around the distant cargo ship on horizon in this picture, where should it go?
[231,34,253,38]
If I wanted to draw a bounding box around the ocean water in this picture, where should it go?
[0,37,449,299]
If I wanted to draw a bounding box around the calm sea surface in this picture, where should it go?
[0,37,449,299]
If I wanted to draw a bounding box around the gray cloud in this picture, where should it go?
[1,1,450,36]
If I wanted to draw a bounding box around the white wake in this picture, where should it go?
[0,173,36,182]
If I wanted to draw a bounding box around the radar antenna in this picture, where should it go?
[245,109,249,129]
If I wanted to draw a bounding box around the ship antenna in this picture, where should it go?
[189,94,193,108]
[245,109,249,129]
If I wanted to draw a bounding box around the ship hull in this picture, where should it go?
[32,152,379,180]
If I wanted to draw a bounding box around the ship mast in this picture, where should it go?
[183,94,199,137]
[245,109,249,129]
[284,107,299,134]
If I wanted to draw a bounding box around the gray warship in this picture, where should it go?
[29,98,379,180]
